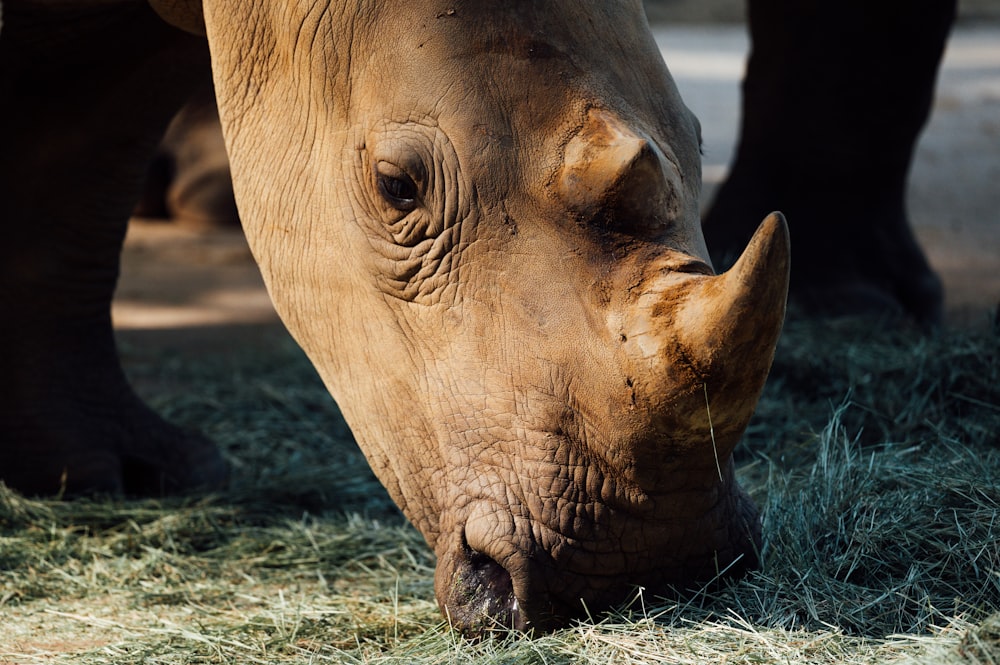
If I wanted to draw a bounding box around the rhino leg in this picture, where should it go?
[0,3,225,495]
[703,0,956,326]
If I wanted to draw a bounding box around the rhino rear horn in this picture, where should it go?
[557,109,681,235]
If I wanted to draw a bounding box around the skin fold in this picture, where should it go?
[2,0,790,634]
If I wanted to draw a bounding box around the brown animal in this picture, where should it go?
[133,84,239,226]
[0,1,788,634]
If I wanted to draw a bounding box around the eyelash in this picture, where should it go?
[376,170,419,212]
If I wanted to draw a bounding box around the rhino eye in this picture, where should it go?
[375,161,419,212]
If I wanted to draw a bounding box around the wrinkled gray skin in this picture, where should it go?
[1,0,789,635]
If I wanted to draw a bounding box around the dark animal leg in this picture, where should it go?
[0,4,226,495]
[703,0,957,325]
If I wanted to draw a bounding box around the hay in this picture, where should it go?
[1,317,998,663]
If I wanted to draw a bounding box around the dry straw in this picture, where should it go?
[1,315,998,663]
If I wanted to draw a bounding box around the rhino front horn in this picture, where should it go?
[672,212,789,456]
[624,212,789,478]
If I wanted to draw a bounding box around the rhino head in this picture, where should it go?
[158,0,789,634]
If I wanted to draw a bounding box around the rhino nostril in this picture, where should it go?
[438,543,527,636]
[465,549,524,631]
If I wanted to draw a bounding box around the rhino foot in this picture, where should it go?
[704,180,944,327]
[787,270,944,326]
[0,393,227,498]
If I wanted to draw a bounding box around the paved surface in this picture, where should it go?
[113,24,1000,333]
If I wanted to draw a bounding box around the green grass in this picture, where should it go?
[1,314,998,663]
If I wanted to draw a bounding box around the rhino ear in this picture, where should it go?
[149,0,205,36]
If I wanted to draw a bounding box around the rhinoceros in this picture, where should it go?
[0,0,789,633]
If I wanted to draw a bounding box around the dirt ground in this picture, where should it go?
[112,16,1000,347]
